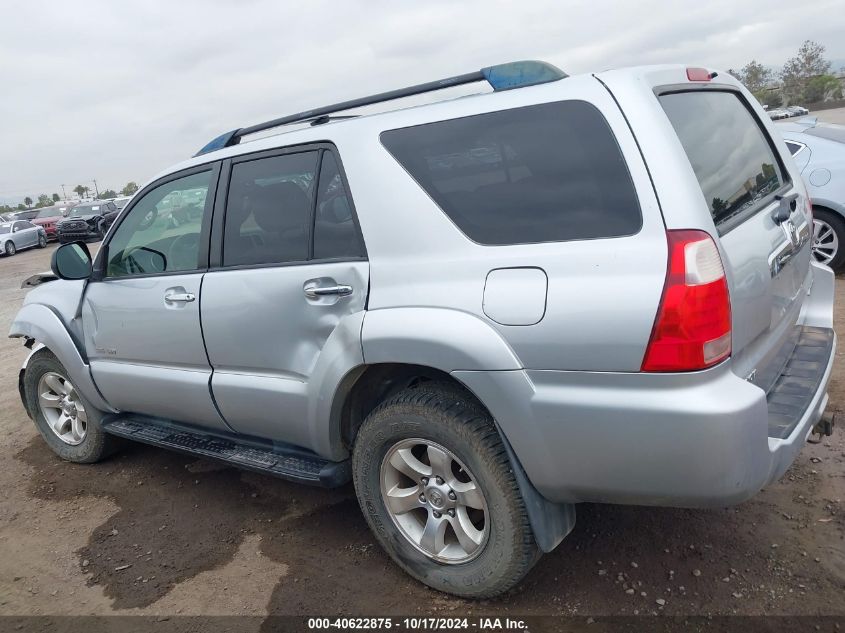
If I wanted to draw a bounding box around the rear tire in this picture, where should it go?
[812,208,845,272]
[352,383,540,598]
[24,349,120,463]
[5,240,15,256]
[38,235,47,248]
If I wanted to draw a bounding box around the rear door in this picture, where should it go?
[201,145,368,451]
[657,88,811,386]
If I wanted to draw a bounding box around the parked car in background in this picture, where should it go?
[787,105,810,117]
[769,108,790,120]
[0,220,47,255]
[56,201,119,243]
[13,62,835,598]
[777,118,845,270]
[31,205,66,241]
[113,195,133,211]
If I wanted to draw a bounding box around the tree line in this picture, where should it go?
[1,182,139,215]
[729,40,843,108]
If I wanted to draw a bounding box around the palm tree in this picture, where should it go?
[73,184,89,199]
[24,196,33,208]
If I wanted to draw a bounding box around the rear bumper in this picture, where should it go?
[455,262,836,508]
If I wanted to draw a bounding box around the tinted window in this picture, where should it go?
[660,91,786,228]
[223,152,318,267]
[313,152,364,259]
[106,170,213,277]
[784,141,803,156]
[381,101,641,245]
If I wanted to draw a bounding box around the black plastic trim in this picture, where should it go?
[767,325,834,440]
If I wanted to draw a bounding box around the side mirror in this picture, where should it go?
[51,242,93,280]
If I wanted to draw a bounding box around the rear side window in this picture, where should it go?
[313,152,365,259]
[223,152,319,267]
[381,101,642,246]
[660,91,787,228]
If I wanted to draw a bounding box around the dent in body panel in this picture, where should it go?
[361,307,522,372]
[201,262,368,456]
[9,303,115,413]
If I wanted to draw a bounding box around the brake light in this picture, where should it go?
[641,230,731,372]
[686,67,712,82]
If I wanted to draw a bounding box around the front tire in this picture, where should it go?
[24,349,119,463]
[352,383,540,598]
[5,240,15,256]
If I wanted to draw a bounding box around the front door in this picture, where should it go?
[82,165,230,431]
[201,147,369,451]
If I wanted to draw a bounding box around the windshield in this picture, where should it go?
[70,205,99,217]
[37,207,59,218]
[0,225,10,234]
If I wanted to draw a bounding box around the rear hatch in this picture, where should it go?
[658,87,812,388]
[597,67,812,388]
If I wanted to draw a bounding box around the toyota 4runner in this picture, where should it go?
[11,61,836,598]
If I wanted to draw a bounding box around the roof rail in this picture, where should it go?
[194,60,566,157]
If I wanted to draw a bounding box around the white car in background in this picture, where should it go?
[778,118,845,269]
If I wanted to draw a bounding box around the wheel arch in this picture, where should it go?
[333,362,575,553]
[10,303,114,414]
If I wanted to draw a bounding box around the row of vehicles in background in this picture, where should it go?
[0,196,132,256]
[768,104,810,120]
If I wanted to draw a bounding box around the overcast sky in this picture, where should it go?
[1,0,844,203]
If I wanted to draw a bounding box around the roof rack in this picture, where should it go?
[194,60,566,157]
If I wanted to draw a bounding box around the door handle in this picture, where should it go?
[303,283,353,299]
[164,292,195,303]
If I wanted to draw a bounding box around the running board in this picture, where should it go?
[102,417,350,487]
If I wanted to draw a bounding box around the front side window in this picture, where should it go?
[106,170,213,277]
[660,91,787,228]
[223,152,319,267]
[381,101,642,245]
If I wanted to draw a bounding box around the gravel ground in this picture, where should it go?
[0,113,844,620]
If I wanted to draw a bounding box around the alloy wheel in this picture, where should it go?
[37,372,87,446]
[380,438,489,564]
[812,218,839,266]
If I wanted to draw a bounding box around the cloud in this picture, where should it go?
[1,0,843,201]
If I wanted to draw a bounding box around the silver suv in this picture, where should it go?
[11,61,837,598]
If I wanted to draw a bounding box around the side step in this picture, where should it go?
[102,417,350,488]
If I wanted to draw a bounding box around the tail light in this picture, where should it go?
[686,67,713,82]
[641,230,731,372]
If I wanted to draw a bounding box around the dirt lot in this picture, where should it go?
[1,114,844,622]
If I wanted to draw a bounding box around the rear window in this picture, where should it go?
[381,101,642,246]
[660,91,787,229]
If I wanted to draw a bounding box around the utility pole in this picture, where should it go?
[92,179,100,199]
[61,184,67,200]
